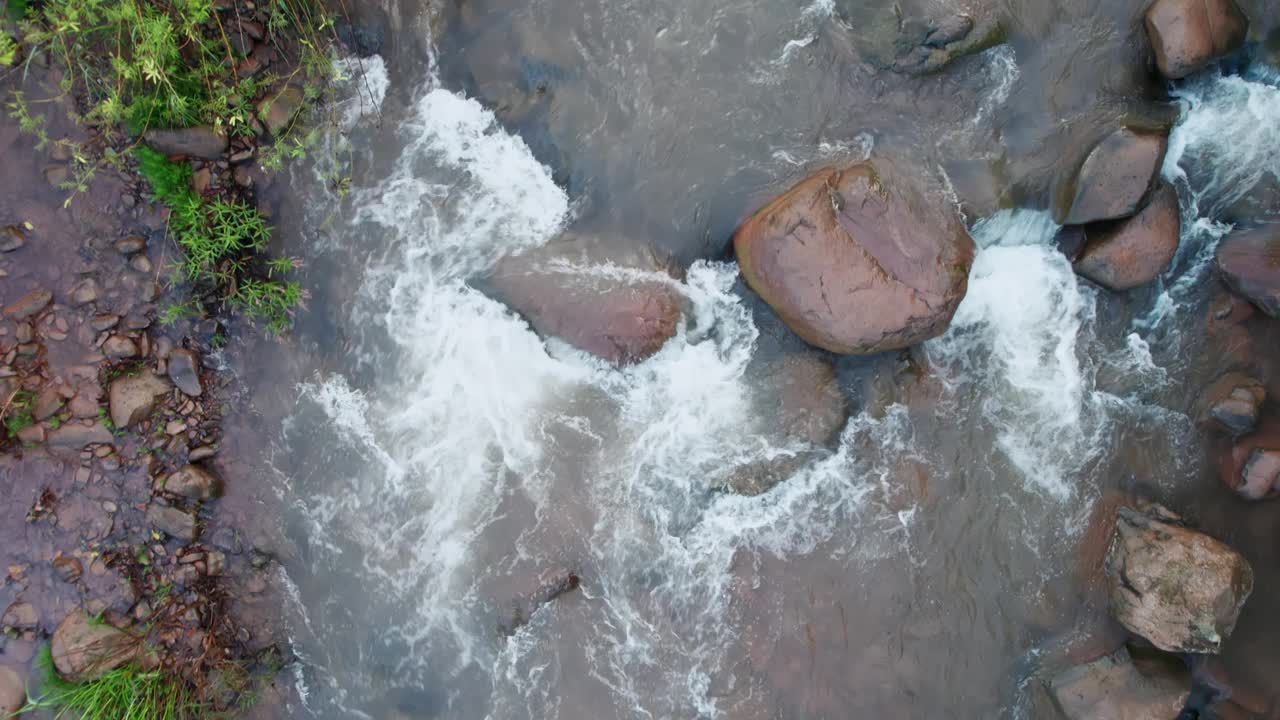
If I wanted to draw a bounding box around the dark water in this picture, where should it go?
[228,0,1280,717]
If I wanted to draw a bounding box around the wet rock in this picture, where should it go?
[1059,129,1167,226]
[1050,647,1188,720]
[488,245,682,366]
[1215,225,1280,317]
[1,602,37,630]
[1074,182,1181,291]
[734,161,974,354]
[114,235,146,255]
[108,371,172,428]
[0,664,23,716]
[14,323,31,344]
[90,314,119,331]
[228,26,255,56]
[206,551,226,576]
[1222,444,1280,500]
[258,86,305,137]
[52,555,83,583]
[33,387,64,421]
[1055,225,1088,262]
[189,445,217,462]
[129,255,153,274]
[16,424,45,444]
[191,168,212,195]
[143,127,228,159]
[1,225,26,253]
[47,421,113,448]
[50,610,139,682]
[1146,0,1249,80]
[44,164,68,188]
[147,504,197,541]
[70,279,99,306]
[164,464,222,500]
[1199,373,1265,436]
[5,288,52,320]
[102,335,139,360]
[1106,505,1253,653]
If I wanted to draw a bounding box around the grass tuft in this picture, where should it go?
[22,645,205,720]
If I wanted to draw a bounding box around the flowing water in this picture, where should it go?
[249,1,1280,717]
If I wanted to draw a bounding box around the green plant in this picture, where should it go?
[0,32,16,65]
[22,645,203,720]
[2,388,35,438]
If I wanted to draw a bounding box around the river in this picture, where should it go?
[235,0,1280,717]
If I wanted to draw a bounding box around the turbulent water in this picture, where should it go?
[264,8,1280,719]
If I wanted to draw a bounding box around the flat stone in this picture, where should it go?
[1216,225,1280,317]
[90,314,119,331]
[188,445,217,462]
[5,288,52,319]
[1,225,26,253]
[147,504,197,541]
[16,424,45,444]
[113,235,146,255]
[143,126,228,159]
[50,610,139,682]
[1051,647,1188,720]
[47,421,113,448]
[164,464,223,500]
[167,348,203,396]
[102,335,139,360]
[1,602,37,629]
[108,371,171,428]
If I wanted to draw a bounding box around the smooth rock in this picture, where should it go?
[1215,225,1280,317]
[69,279,98,306]
[1107,505,1253,653]
[1075,182,1181,291]
[47,421,113,448]
[167,348,203,397]
[1198,373,1265,436]
[258,86,305,137]
[52,556,83,582]
[1050,647,1188,720]
[164,464,222,500]
[108,371,171,428]
[488,246,682,366]
[113,235,146,255]
[1,226,26,253]
[129,255,152,274]
[16,424,45,444]
[1221,439,1280,500]
[1146,0,1249,80]
[33,386,63,421]
[734,161,974,354]
[143,127,228,159]
[1,602,36,629]
[147,504,197,541]
[1060,129,1167,226]
[102,335,138,360]
[0,665,22,716]
[50,610,138,682]
[5,288,52,320]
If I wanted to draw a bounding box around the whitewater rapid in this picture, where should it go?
[271,47,1280,719]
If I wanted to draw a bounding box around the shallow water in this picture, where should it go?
[251,1,1280,718]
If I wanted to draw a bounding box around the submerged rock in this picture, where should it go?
[1050,647,1188,720]
[733,161,974,355]
[1146,0,1249,80]
[1059,129,1166,226]
[47,421,113,448]
[1106,505,1253,654]
[50,610,138,682]
[488,244,682,366]
[0,665,22,716]
[164,464,222,500]
[4,288,52,320]
[143,127,228,159]
[1074,182,1181,291]
[1215,225,1280,317]
[108,371,171,428]
[1198,372,1265,436]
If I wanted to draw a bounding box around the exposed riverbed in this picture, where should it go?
[231,0,1280,717]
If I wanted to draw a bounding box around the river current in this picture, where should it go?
[245,1,1280,717]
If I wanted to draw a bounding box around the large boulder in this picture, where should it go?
[488,243,682,366]
[1074,182,1181,291]
[1216,225,1280,317]
[733,161,974,355]
[1145,0,1249,80]
[1106,505,1253,653]
[108,371,171,428]
[1058,129,1167,226]
[50,611,139,682]
[1050,647,1188,720]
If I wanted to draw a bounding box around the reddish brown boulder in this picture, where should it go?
[1074,182,1181,291]
[1051,647,1188,720]
[733,161,974,355]
[489,246,682,366]
[1219,420,1280,500]
[1215,225,1280,318]
[1106,505,1253,653]
[1146,0,1249,80]
[1197,372,1265,436]
[1060,129,1167,226]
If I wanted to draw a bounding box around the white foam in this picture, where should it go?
[334,55,390,130]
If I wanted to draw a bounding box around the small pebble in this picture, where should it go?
[129,255,153,274]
